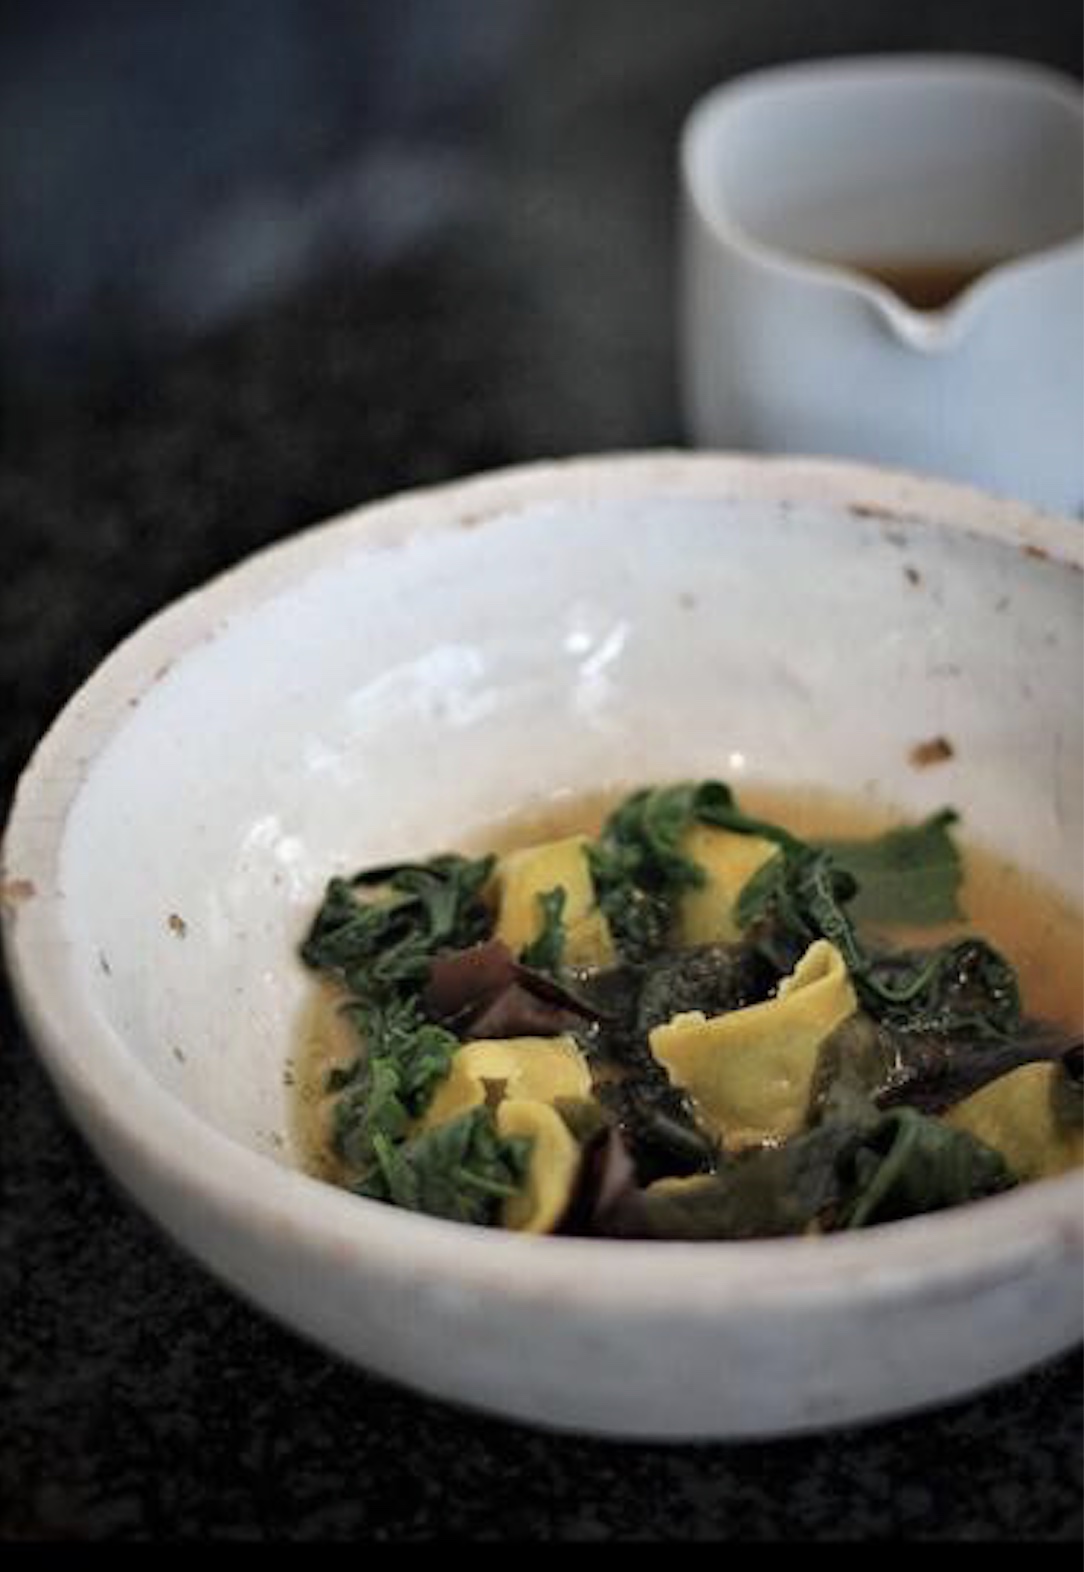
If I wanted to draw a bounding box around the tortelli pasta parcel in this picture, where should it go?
[294,781,1083,1239]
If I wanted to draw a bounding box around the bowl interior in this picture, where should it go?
[53,485,1083,1163]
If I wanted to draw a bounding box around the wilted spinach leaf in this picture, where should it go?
[595,1075,717,1181]
[738,841,866,975]
[736,823,1020,1041]
[301,853,496,1001]
[820,810,963,928]
[601,1119,867,1240]
[320,868,616,1216]
[357,1106,532,1227]
[587,781,802,964]
[835,1106,1015,1228]
[810,1014,901,1123]
[595,1093,1015,1241]
[520,886,568,975]
[859,937,1021,1039]
[811,1022,1017,1226]
[634,942,774,1035]
[339,996,460,1115]
[330,996,460,1176]
[301,853,517,1216]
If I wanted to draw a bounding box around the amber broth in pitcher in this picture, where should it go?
[848,257,1003,309]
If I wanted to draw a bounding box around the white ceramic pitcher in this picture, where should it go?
[680,56,1084,515]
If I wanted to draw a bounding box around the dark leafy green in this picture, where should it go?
[329,996,460,1176]
[811,1026,1017,1226]
[859,938,1021,1038]
[587,781,801,964]
[835,1107,1015,1228]
[634,943,773,1036]
[301,852,538,1222]
[301,853,496,1002]
[821,810,963,928]
[339,996,460,1116]
[810,1014,901,1123]
[357,1106,532,1227]
[737,842,865,975]
[594,1084,1015,1241]
[587,787,701,962]
[736,821,1021,1040]
[595,1076,718,1180]
[600,1119,865,1240]
[578,953,729,1182]
[520,886,567,975]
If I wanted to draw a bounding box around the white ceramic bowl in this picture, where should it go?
[3,452,1082,1440]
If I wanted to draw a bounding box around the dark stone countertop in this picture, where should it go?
[1,0,1081,1542]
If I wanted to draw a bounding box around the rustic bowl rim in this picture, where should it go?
[2,451,1081,1326]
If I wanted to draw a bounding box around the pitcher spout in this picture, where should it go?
[871,291,969,355]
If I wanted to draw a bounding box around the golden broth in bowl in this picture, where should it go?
[293,781,1083,1237]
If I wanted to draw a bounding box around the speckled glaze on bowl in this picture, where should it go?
[3,453,1082,1440]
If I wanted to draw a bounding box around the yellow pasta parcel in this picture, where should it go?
[649,939,857,1151]
[497,1099,584,1233]
[944,1061,1083,1181]
[493,832,616,968]
[673,822,781,945]
[418,1034,594,1133]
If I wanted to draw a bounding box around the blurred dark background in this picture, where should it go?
[1,0,1082,1543]
[3,0,1082,397]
